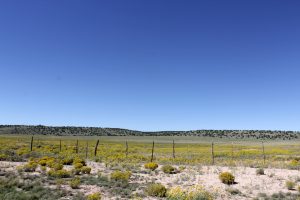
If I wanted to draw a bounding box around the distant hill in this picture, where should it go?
[0,125,299,140]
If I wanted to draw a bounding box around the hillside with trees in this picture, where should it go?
[0,125,299,140]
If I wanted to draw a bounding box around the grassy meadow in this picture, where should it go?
[1,134,300,168]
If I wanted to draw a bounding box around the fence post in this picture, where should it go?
[59,139,62,152]
[85,141,89,159]
[151,141,155,162]
[187,144,189,159]
[231,142,234,161]
[125,140,128,158]
[76,140,79,154]
[262,141,266,165]
[30,136,34,151]
[211,142,215,165]
[172,140,175,159]
[94,139,99,157]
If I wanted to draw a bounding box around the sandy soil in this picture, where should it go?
[1,161,299,199]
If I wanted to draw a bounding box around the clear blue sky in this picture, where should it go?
[0,0,300,131]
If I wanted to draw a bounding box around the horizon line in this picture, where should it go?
[1,124,300,133]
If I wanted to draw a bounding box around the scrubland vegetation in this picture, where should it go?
[1,125,299,140]
[1,134,300,199]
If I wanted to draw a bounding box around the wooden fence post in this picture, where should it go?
[211,142,215,165]
[151,141,155,162]
[125,140,128,158]
[30,136,33,151]
[231,142,234,161]
[85,141,89,159]
[59,139,62,152]
[187,144,191,160]
[76,140,79,154]
[172,140,175,159]
[262,141,266,165]
[94,139,99,157]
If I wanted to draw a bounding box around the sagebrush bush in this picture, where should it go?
[288,160,299,169]
[38,156,54,167]
[110,170,132,182]
[87,192,101,200]
[81,166,92,174]
[62,157,74,165]
[162,165,176,174]
[0,153,8,161]
[166,186,185,199]
[53,163,64,171]
[256,168,264,175]
[46,160,56,168]
[40,166,47,172]
[286,180,295,190]
[187,185,213,200]
[144,162,158,171]
[73,157,86,166]
[72,168,82,175]
[74,163,84,169]
[70,177,80,189]
[145,183,167,197]
[38,160,47,166]
[22,161,38,172]
[48,169,71,178]
[167,185,213,200]
[219,172,235,185]
[0,173,67,199]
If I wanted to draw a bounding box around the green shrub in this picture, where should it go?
[81,166,92,174]
[87,192,101,200]
[110,170,131,182]
[167,185,213,200]
[38,160,47,166]
[48,169,71,178]
[166,186,185,199]
[72,168,82,175]
[145,183,167,197]
[22,161,38,172]
[40,166,47,172]
[219,172,235,185]
[0,153,8,161]
[187,185,213,200]
[297,185,300,193]
[144,162,158,171]
[256,168,264,175]
[74,163,84,169]
[38,156,55,167]
[46,160,56,168]
[53,163,64,171]
[0,174,67,199]
[73,157,86,166]
[70,177,80,189]
[62,157,74,165]
[286,181,295,190]
[162,165,176,174]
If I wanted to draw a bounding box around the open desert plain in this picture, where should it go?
[1,126,300,200]
[1,0,300,199]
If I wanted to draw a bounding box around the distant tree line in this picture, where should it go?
[0,125,299,140]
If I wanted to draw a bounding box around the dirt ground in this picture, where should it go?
[1,161,300,199]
